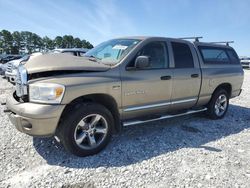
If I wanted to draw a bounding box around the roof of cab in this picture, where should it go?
[114,36,234,48]
[194,42,234,49]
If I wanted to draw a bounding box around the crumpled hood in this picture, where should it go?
[24,53,110,74]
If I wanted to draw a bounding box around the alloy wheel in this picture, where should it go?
[214,94,228,116]
[74,114,108,149]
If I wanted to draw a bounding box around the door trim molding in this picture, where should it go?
[124,101,171,112]
[123,98,197,112]
[171,98,197,104]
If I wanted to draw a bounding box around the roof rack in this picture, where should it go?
[209,41,234,46]
[178,36,203,42]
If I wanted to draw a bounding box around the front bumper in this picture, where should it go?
[5,71,16,83]
[6,94,65,137]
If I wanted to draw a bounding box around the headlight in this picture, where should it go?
[29,83,65,104]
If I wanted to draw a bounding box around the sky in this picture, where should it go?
[0,0,249,56]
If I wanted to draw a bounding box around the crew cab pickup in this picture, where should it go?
[4,36,244,157]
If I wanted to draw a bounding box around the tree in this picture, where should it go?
[12,31,22,54]
[74,37,82,48]
[42,36,54,51]
[81,39,93,49]
[32,33,43,52]
[0,29,94,54]
[54,36,63,48]
[20,31,33,54]
[1,30,13,54]
[62,35,74,48]
[0,31,4,54]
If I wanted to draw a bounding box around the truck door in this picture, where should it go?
[168,40,201,110]
[121,41,173,120]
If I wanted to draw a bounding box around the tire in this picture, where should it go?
[57,103,114,157]
[207,89,229,119]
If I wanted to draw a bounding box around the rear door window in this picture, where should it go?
[171,42,194,68]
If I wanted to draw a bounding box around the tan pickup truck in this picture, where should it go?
[4,36,244,156]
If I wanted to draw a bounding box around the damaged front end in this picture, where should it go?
[15,65,28,102]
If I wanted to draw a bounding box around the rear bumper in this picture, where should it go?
[6,94,65,137]
[241,63,250,68]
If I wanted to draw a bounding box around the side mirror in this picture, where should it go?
[135,56,150,69]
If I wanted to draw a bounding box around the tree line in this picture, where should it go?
[0,29,94,55]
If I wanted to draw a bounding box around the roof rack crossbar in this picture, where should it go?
[178,36,203,42]
[209,41,234,46]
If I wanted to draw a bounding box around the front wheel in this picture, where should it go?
[57,103,114,157]
[207,89,229,119]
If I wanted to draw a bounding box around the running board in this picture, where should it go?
[123,108,207,126]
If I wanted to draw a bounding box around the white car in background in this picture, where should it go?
[240,57,250,69]
[51,48,88,56]
[0,64,4,75]
[5,53,42,83]
[4,59,21,82]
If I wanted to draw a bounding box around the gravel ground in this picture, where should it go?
[0,70,250,188]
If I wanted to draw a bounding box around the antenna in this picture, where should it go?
[209,41,234,46]
[178,36,203,42]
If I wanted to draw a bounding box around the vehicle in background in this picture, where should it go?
[4,36,243,157]
[52,48,89,56]
[240,57,250,69]
[4,59,20,81]
[0,55,23,64]
[4,53,41,83]
[0,55,24,76]
[0,64,4,75]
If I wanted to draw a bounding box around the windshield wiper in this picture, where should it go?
[84,55,114,66]
[84,55,101,62]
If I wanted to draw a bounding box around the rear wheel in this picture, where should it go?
[207,89,229,119]
[57,103,114,157]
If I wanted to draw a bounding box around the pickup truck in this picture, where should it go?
[240,57,250,69]
[4,36,244,157]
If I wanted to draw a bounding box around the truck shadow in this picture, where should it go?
[33,104,250,168]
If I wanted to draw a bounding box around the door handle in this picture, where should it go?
[161,75,172,80]
[191,74,199,78]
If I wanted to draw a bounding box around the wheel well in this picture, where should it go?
[213,83,232,97]
[59,94,121,133]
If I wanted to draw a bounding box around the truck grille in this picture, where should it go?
[15,65,28,97]
[6,62,13,73]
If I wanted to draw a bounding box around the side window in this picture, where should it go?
[199,47,234,64]
[129,42,168,69]
[171,42,194,68]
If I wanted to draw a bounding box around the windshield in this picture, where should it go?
[84,39,141,65]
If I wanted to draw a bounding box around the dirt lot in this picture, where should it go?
[0,70,249,188]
